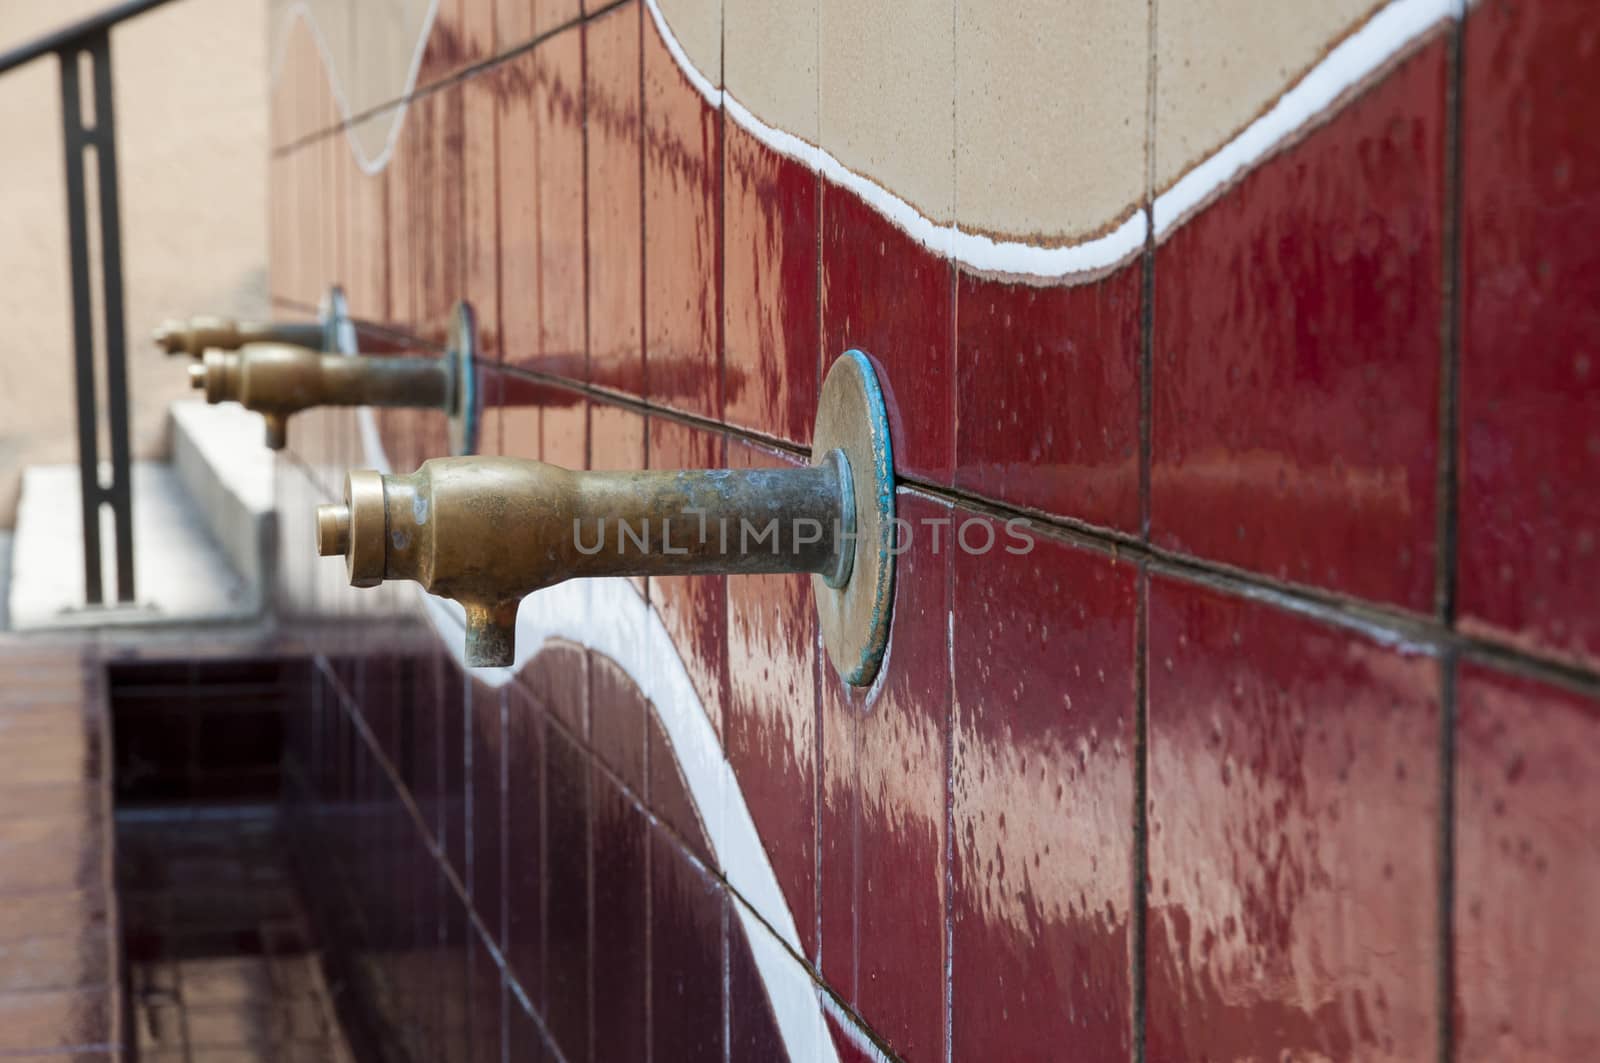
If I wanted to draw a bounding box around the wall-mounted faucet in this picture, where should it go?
[154,315,328,358]
[188,301,480,454]
[315,352,897,686]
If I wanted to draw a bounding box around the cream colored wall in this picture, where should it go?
[267,0,1419,256]
[0,0,269,526]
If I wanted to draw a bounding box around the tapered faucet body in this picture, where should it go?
[155,315,326,358]
[316,455,853,666]
[193,345,452,449]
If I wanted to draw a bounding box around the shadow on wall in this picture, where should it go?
[0,0,269,527]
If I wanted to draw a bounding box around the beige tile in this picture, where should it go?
[724,0,817,141]
[956,0,1148,244]
[654,0,722,86]
[820,0,955,223]
[1154,0,1386,190]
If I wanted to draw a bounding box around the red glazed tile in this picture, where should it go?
[419,0,471,89]
[589,401,646,473]
[821,491,951,1056]
[650,828,725,1062]
[507,995,548,1063]
[493,371,559,462]
[586,3,645,398]
[534,29,587,375]
[387,101,420,336]
[728,912,787,1060]
[1146,577,1439,1061]
[825,1006,885,1063]
[502,683,544,998]
[415,86,468,348]
[591,768,649,1062]
[1457,0,1600,666]
[495,0,534,53]
[723,119,820,445]
[439,880,473,1063]
[544,724,591,1061]
[590,402,648,593]
[590,648,648,796]
[725,439,818,956]
[519,638,589,738]
[468,928,504,1063]
[951,517,1136,1060]
[1455,662,1600,1059]
[1151,38,1446,610]
[463,72,501,360]
[459,0,494,64]
[821,185,954,484]
[956,265,1140,532]
[469,677,505,938]
[648,418,728,742]
[440,663,469,882]
[538,0,581,38]
[543,393,588,470]
[643,17,722,419]
[647,707,713,868]
[497,51,540,368]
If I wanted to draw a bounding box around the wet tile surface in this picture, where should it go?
[957,264,1141,532]
[1152,38,1446,611]
[644,19,723,419]
[821,491,951,1056]
[951,517,1137,1060]
[821,185,955,484]
[1146,577,1439,1061]
[1457,0,1600,666]
[1455,662,1600,1059]
[586,3,645,398]
[723,121,821,445]
[725,439,819,958]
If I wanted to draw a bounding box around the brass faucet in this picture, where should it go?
[154,315,327,358]
[191,345,459,450]
[315,352,898,684]
[189,300,481,453]
[316,453,854,667]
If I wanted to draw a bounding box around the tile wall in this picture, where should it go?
[268,1,1600,1059]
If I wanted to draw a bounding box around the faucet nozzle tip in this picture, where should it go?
[154,320,182,354]
[187,364,206,389]
[316,504,351,557]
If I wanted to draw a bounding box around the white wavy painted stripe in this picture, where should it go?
[1153,0,1465,236]
[354,409,839,1063]
[269,0,441,175]
[275,0,1463,275]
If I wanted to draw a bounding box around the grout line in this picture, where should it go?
[1131,564,1150,1062]
[1435,3,1466,626]
[1437,648,1458,1063]
[1139,0,1157,547]
[942,519,957,1063]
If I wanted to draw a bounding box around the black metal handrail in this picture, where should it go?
[1,0,182,606]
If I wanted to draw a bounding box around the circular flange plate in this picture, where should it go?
[812,350,895,687]
[447,300,480,456]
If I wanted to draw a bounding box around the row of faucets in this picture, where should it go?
[155,296,897,684]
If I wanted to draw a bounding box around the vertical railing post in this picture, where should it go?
[58,28,135,605]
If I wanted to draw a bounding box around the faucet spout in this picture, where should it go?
[314,454,854,667]
[196,345,454,450]
[154,315,326,357]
